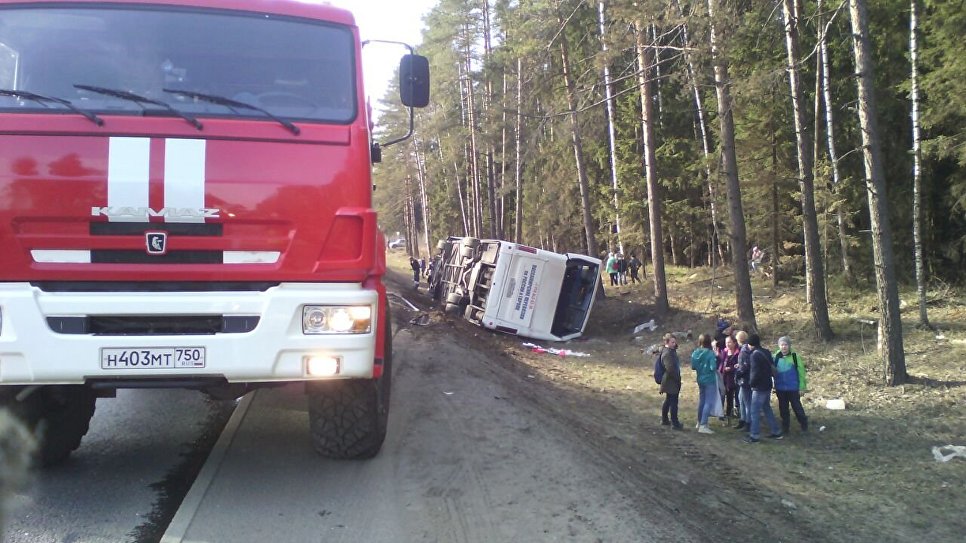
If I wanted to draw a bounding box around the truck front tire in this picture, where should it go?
[306,310,392,460]
[0,385,97,467]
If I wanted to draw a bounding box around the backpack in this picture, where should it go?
[653,351,665,384]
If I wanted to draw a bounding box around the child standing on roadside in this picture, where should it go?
[773,336,809,434]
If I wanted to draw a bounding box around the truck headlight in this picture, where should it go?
[302,305,372,334]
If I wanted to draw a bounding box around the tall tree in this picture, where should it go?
[635,19,669,313]
[707,0,757,330]
[817,0,853,281]
[909,0,930,329]
[782,0,834,340]
[598,1,624,254]
[553,0,599,257]
[849,0,907,384]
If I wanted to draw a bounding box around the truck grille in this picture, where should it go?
[46,315,259,335]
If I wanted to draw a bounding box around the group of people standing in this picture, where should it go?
[604,252,643,286]
[656,324,809,444]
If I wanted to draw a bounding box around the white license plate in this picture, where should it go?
[100,347,206,369]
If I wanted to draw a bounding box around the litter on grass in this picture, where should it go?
[522,342,590,357]
[633,319,658,334]
[932,445,966,463]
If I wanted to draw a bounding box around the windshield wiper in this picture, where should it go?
[74,84,202,130]
[162,89,300,136]
[0,88,104,126]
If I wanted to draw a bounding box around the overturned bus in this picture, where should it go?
[428,237,601,342]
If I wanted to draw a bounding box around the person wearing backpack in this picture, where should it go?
[744,334,783,443]
[658,333,683,429]
[773,336,809,434]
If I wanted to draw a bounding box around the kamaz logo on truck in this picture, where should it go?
[91,207,221,219]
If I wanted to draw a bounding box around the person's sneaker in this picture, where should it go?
[743,436,760,444]
[661,420,671,426]
[734,421,746,430]
[767,433,784,440]
[695,422,700,429]
[672,422,683,430]
[698,425,714,434]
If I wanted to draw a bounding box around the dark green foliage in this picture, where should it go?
[371,0,965,282]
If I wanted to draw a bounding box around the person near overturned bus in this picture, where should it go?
[690,334,719,434]
[616,254,628,285]
[745,333,783,443]
[409,257,420,289]
[658,333,683,429]
[605,253,618,286]
[773,336,809,434]
[628,254,642,284]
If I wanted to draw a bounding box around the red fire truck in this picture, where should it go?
[0,0,428,465]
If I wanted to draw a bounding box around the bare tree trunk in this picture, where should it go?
[412,135,432,260]
[707,0,757,330]
[771,119,781,289]
[555,2,599,258]
[819,8,852,281]
[910,0,930,328]
[461,27,483,238]
[849,0,907,384]
[514,57,524,244]
[650,23,665,131]
[636,20,670,312]
[782,0,834,340]
[454,161,469,236]
[676,3,727,266]
[499,70,508,239]
[598,1,624,254]
[480,0,498,239]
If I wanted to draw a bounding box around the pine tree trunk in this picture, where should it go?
[412,135,432,259]
[707,0,757,330]
[910,0,930,328]
[461,28,483,238]
[480,0,498,239]
[782,0,834,340]
[818,4,852,280]
[635,20,670,313]
[849,0,907,384]
[598,1,624,254]
[676,0,727,266]
[555,2,599,258]
[514,57,524,244]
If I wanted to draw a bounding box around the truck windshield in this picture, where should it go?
[0,6,356,124]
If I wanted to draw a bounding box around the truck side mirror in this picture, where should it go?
[399,54,430,108]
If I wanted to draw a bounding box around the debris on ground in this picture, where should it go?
[931,445,966,463]
[826,399,846,410]
[409,313,431,326]
[522,342,590,357]
[633,319,658,334]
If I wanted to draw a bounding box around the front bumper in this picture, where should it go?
[0,282,378,385]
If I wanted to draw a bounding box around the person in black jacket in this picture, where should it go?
[658,333,683,430]
[745,334,783,443]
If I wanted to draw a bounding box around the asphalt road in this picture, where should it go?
[4,275,695,543]
[3,389,234,543]
[161,281,692,542]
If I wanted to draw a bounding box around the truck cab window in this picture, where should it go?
[0,6,356,123]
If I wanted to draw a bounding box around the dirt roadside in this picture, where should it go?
[385,254,966,543]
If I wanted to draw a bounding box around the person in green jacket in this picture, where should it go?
[690,334,719,434]
[773,336,809,433]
